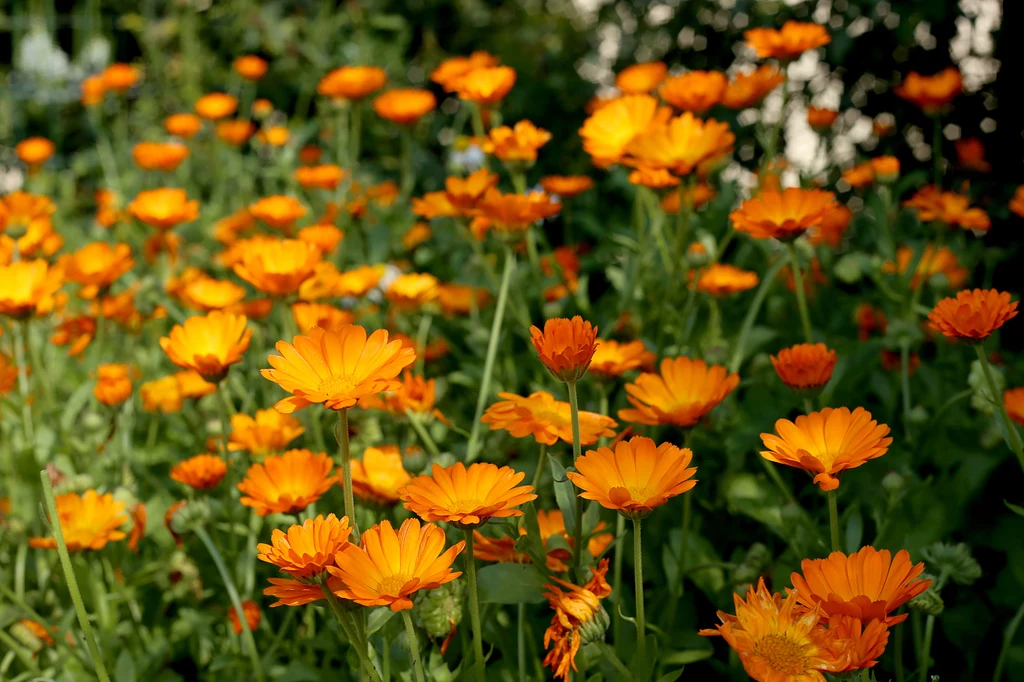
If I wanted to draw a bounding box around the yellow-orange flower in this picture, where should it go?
[176,370,217,399]
[760,407,891,491]
[660,71,727,113]
[443,168,500,213]
[249,196,307,230]
[165,113,202,138]
[93,363,133,406]
[1010,186,1024,219]
[695,263,759,296]
[895,67,962,113]
[904,186,990,232]
[883,245,968,290]
[662,183,716,213]
[0,260,64,319]
[234,55,268,80]
[542,559,612,679]
[1005,388,1024,426]
[178,276,247,312]
[140,376,181,413]
[530,316,599,383]
[80,75,106,106]
[228,408,305,457]
[399,462,536,529]
[258,513,352,580]
[295,164,346,191]
[745,21,831,60]
[615,62,668,94]
[927,289,1018,341]
[484,120,552,164]
[170,454,228,490]
[722,66,784,109]
[195,92,238,120]
[132,142,189,172]
[628,166,678,189]
[451,66,516,104]
[471,188,561,240]
[373,88,437,125]
[384,272,440,309]
[350,445,413,505]
[292,302,354,332]
[579,94,670,166]
[624,112,735,176]
[62,242,134,299]
[539,176,594,198]
[238,449,338,516]
[842,162,875,189]
[437,283,489,317]
[358,371,443,419]
[730,188,838,241]
[1,190,56,237]
[29,490,127,551]
[102,63,140,91]
[328,518,464,611]
[257,126,290,147]
[809,204,852,248]
[127,188,199,230]
[215,120,256,146]
[318,66,387,100]
[16,137,55,170]
[771,343,837,392]
[233,238,321,296]
[160,311,251,381]
[334,264,386,298]
[619,356,739,427]
[871,156,899,181]
[482,391,617,446]
[791,546,931,625]
[588,339,655,378]
[402,222,431,250]
[807,106,838,130]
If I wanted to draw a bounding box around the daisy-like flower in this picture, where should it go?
[384,272,440,309]
[730,188,838,241]
[484,120,552,165]
[160,311,251,382]
[298,224,344,255]
[927,289,1018,342]
[195,92,238,119]
[317,66,387,100]
[94,363,133,406]
[102,63,140,91]
[808,204,852,248]
[539,175,594,198]
[543,559,613,679]
[16,137,55,171]
[228,408,305,457]
[745,21,831,60]
[567,435,696,519]
[825,614,891,673]
[29,490,127,552]
[760,407,892,491]
[176,370,218,399]
[357,371,444,421]
[956,137,991,172]
[618,356,739,427]
[132,141,189,172]
[437,283,490,317]
[616,61,668,94]
[328,518,464,611]
[249,196,307,231]
[695,263,759,296]
[139,376,180,413]
[471,188,561,241]
[1010,186,1024,219]
[165,113,202,137]
[233,238,322,296]
[350,445,412,505]
[530,316,599,383]
[431,51,500,90]
[258,513,353,580]
[883,245,968,290]
[628,166,678,189]
[228,600,262,635]
[170,454,228,490]
[660,71,727,113]
[903,186,991,232]
[234,54,268,80]
[373,88,437,125]
[624,112,735,176]
[263,325,415,413]
[771,343,837,393]
[450,66,516,104]
[127,188,200,231]
[588,339,655,378]
[722,65,784,109]
[579,94,670,167]
[215,120,256,146]
[0,260,64,319]
[295,164,347,191]
[790,546,931,625]
[1006,388,1024,426]
[482,391,617,446]
[895,67,962,113]
[238,449,338,516]
[291,302,354,332]
[399,462,536,530]
[177,276,248,312]
[700,578,844,681]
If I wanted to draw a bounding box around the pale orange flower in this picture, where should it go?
[695,263,759,296]
[745,21,831,60]
[233,238,321,296]
[895,68,962,113]
[624,112,735,176]
[215,120,257,146]
[80,75,106,106]
[238,449,338,516]
[128,188,200,230]
[444,168,500,212]
[249,196,307,230]
[587,339,655,378]
[170,454,228,490]
[140,376,182,413]
[0,260,64,319]
[373,88,437,124]
[904,186,990,232]
[539,176,594,198]
[771,343,837,392]
[102,63,140,91]
[62,242,134,299]
[481,391,617,446]
[176,369,217,399]
[165,113,203,138]
[295,164,347,191]
[722,66,784,109]
[178,276,247,312]
[350,445,413,505]
[660,71,727,113]
[234,55,268,80]
[842,162,874,189]
[160,311,251,381]
[29,490,127,551]
[195,92,238,120]
[384,272,440,309]
[471,188,561,240]
[730,187,838,241]
[229,409,305,457]
[411,192,459,220]
[530,316,599,383]
[808,204,852,248]
[542,559,612,679]
[292,302,354,332]
[16,137,55,170]
[399,461,536,529]
[334,264,386,298]
[451,66,516,104]
[258,513,352,580]
[578,94,671,166]
[616,62,668,94]
[317,66,387,100]
[883,245,968,290]
[132,142,189,172]
[484,120,552,164]
[431,51,500,90]
[435,283,489,316]
[93,363,133,406]
[619,357,739,427]
[927,289,1018,341]
[257,126,290,147]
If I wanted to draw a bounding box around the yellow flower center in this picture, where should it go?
[319,375,357,396]
[626,485,651,501]
[450,498,483,511]
[753,634,808,675]
[378,574,410,595]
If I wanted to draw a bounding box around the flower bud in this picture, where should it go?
[881,470,904,495]
[969,359,1004,415]
[413,580,464,639]
[578,604,611,645]
[922,542,982,586]
[908,584,944,616]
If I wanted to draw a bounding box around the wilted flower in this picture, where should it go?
[542,560,612,679]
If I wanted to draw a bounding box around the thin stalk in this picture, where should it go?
[674,493,693,599]
[993,594,1024,681]
[401,611,427,682]
[567,381,585,581]
[13,320,34,446]
[464,531,486,682]
[597,641,635,681]
[765,76,790,163]
[350,102,363,167]
[321,587,383,682]
[975,346,1024,475]
[632,517,646,657]
[517,603,527,682]
[531,443,548,493]
[471,103,486,138]
[40,471,112,682]
[406,410,442,458]
[788,243,814,343]
[336,409,358,535]
[217,381,235,456]
[0,629,39,674]
[728,259,786,372]
[827,490,841,552]
[400,127,414,196]
[901,340,913,443]
[919,613,936,682]
[466,247,515,462]
[895,605,905,682]
[414,313,433,375]
[612,513,626,648]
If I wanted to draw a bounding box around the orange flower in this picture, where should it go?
[170,454,228,490]
[434,283,488,317]
[431,51,500,89]
[745,21,831,60]
[1010,186,1024,219]
[229,408,305,457]
[451,66,516,104]
[257,126,290,147]
[722,66,784,109]
[350,445,413,505]
[771,343,837,392]
[484,120,552,164]
[292,301,354,332]
[127,188,199,230]
[233,238,321,296]
[373,88,437,125]
[178,276,247,312]
[1,190,55,235]
[215,120,256,146]
[695,263,759,296]
[883,245,968,290]
[730,188,838,241]
[904,186,990,232]
[529,316,599,383]
[248,196,306,231]
[539,175,594,198]
[855,304,887,342]
[102,63,140,91]
[807,106,838,130]
[81,75,106,106]
[234,55,268,80]
[328,518,464,611]
[1005,388,1024,426]
[628,166,678,189]
[699,578,844,681]
[29,490,127,551]
[826,614,891,673]
[258,513,353,580]
[140,376,182,413]
[334,264,386,298]
[588,339,655,378]
[238,449,338,516]
[403,222,431,250]
[317,66,387,100]
[399,462,536,529]
[579,94,670,166]
[662,183,716,213]
[660,71,727,113]
[160,311,251,381]
[384,272,440,309]
[809,204,852,248]
[295,164,347,191]
[619,356,739,427]
[176,369,217,399]
[542,559,612,679]
[1,352,21,394]
[228,600,262,635]
[955,137,991,172]
[760,407,892,491]
[616,62,668,94]
[252,94,273,117]
[472,188,561,240]
[624,112,735,176]
[895,68,962,113]
[791,546,931,625]
[165,113,202,138]
[93,363,133,406]
[473,509,611,572]
[15,619,56,646]
[482,391,617,446]
[0,260,64,319]
[16,137,55,170]
[132,141,189,172]
[60,241,133,299]
[195,92,238,120]
[928,289,1018,341]
[126,501,147,551]
[358,371,443,419]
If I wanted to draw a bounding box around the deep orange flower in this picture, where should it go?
[722,66,784,109]
[484,120,552,164]
[170,454,228,490]
[660,71,727,113]
[471,188,561,240]
[530,316,599,383]
[132,141,189,172]
[628,166,678,189]
[357,371,443,421]
[0,260,64,319]
[445,167,500,212]
[102,63,140,91]
[317,66,387,100]
[760,407,892,491]
[329,518,464,611]
[791,546,931,625]
[411,191,459,220]
[252,94,273,117]
[295,164,347,191]
[695,263,759,296]
[539,175,594,198]
[233,238,321,296]
[215,120,256,146]
[482,391,617,446]
[624,112,735,176]
[16,137,55,170]
[745,21,831,60]
[1,352,21,394]
[350,445,413,505]
[228,600,262,635]
[292,302,354,333]
[399,462,536,529]
[1010,186,1024,219]
[434,283,488,317]
[402,222,431,250]
[928,289,1018,341]
[93,363,133,406]
[771,343,837,392]
[955,137,991,172]
[128,188,199,230]
[195,92,238,120]
[842,162,874,189]
[124,501,148,550]
[334,264,386,298]
[730,188,838,241]
[619,356,739,427]
[165,113,203,138]
[826,614,891,673]
[661,183,717,213]
[229,408,305,457]
[588,339,655,378]
[263,325,416,413]
[616,62,668,94]
[257,126,290,147]
[807,106,839,130]
[578,94,669,166]
[384,272,440,309]
[431,51,500,89]
[473,509,611,572]
[62,242,134,299]
[809,204,852,248]
[29,490,127,551]
[81,75,106,106]
[855,304,888,342]
[373,88,437,125]
[1005,388,1024,426]
[247,196,306,231]
[238,449,338,516]
[234,55,268,80]
[451,66,516,104]
[895,68,962,113]
[1,190,55,234]
[258,513,353,580]
[160,311,251,381]
[904,186,990,232]
[883,245,968,290]
[543,559,612,679]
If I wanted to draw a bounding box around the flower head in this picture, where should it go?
[472,188,561,240]
[579,94,670,167]
[351,445,413,505]
[238,449,338,516]
[771,344,837,393]
[451,66,516,104]
[482,391,617,446]
[292,302,354,332]
[94,363,133,406]
[484,120,552,164]
[431,51,500,90]
[660,71,727,113]
[731,188,838,241]
[539,175,593,198]
[904,186,990,232]
[170,454,228,490]
[927,289,1017,341]
[128,188,199,230]
[358,371,442,419]
[229,409,305,457]
[530,316,599,383]
[234,55,268,80]
[883,245,968,290]
[228,600,262,635]
[588,339,655,378]
[258,513,353,580]
[295,164,347,191]
[177,275,247,312]
[696,263,759,296]
[399,462,536,529]
[722,66,784,109]
[373,88,437,125]
[233,238,322,296]
[745,21,831,60]
[385,273,440,309]
[215,120,256,146]
[624,112,735,176]
[543,559,612,679]
[195,92,238,120]
[807,107,838,130]
[63,242,134,298]
[895,68,962,113]
[29,490,127,552]
[16,137,55,170]
[318,66,387,100]
[249,196,307,231]
[616,61,668,94]
[165,113,202,138]
[0,260,64,319]
[132,141,189,172]
[334,265,386,298]
[955,137,991,172]
[102,63,140,91]
[619,356,739,427]
[159,311,251,381]
[808,204,852,248]
[1006,388,1024,426]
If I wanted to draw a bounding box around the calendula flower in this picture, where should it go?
[808,204,852,248]
[399,462,536,529]
[126,502,146,552]
[127,188,199,230]
[358,371,443,420]
[234,55,268,80]
[262,325,416,413]
[955,137,991,172]
[228,600,262,635]
[842,162,875,189]
[238,449,338,516]
[760,407,892,491]
[140,376,182,413]
[160,311,251,381]
[170,454,228,490]
[1,353,21,394]
[730,188,838,241]
[16,137,55,171]
[451,65,516,104]
[385,272,440,309]
[471,188,561,240]
[317,66,387,99]
[745,21,831,60]
[258,513,353,581]
[662,183,717,214]
[165,113,202,138]
[613,61,665,94]
[579,94,669,167]
[624,112,735,176]
[895,67,962,113]
[62,242,134,299]
[542,559,612,679]
[178,276,247,312]
[588,339,655,378]
[215,120,256,146]
[619,356,739,427]
[695,263,759,296]
[1004,388,1024,426]
[433,283,487,317]
[927,289,1018,341]
[194,92,238,120]
[233,238,321,296]
[904,186,990,232]
[335,264,386,298]
[132,141,189,172]
[791,546,931,625]
[883,245,968,289]
[295,164,346,191]
[229,409,305,457]
[328,518,464,611]
[80,75,106,105]
[722,65,784,109]
[102,63,140,91]
[482,391,618,446]
[431,51,500,89]
[807,106,838,130]
[1010,186,1024,219]
[771,343,837,392]
[660,71,727,112]
[826,614,891,673]
[484,120,552,164]
[0,260,64,319]
[539,175,594,198]
[402,222,431,250]
[627,166,678,188]
[249,196,307,231]
[29,490,127,551]
[373,88,437,124]
[350,445,413,505]
[291,302,354,333]
[567,436,696,519]
[175,369,217,399]
[93,363,133,406]
[700,578,844,682]
[530,316,599,383]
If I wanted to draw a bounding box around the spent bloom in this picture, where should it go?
[543,560,612,679]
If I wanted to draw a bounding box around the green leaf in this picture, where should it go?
[61,381,95,433]
[551,456,577,534]
[476,563,546,604]
[115,650,137,682]
[516,503,550,570]
[1005,500,1024,518]
[660,648,713,665]
[845,506,864,554]
[654,670,684,682]
[367,607,396,634]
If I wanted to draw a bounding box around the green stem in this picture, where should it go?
[728,258,786,372]
[765,76,790,164]
[993,594,1024,682]
[597,641,635,681]
[400,127,414,196]
[217,381,235,456]
[471,103,486,138]
[40,471,112,682]
[531,443,548,493]
[0,629,40,673]
[466,247,515,462]
[919,613,936,682]
[195,526,264,682]
[975,346,1024,476]
[788,244,814,343]
[827,490,841,553]
[414,313,433,375]
[401,611,427,682]
[13,320,34,446]
[406,409,442,458]
[612,513,626,648]
[517,603,527,682]
[674,493,693,599]
[632,517,646,656]
[336,409,358,536]
[568,381,585,581]
[901,340,913,444]
[321,586,383,682]
[895,605,905,682]
[464,531,486,682]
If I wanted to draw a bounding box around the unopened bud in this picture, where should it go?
[922,543,982,586]
[909,586,944,616]
[413,580,464,639]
